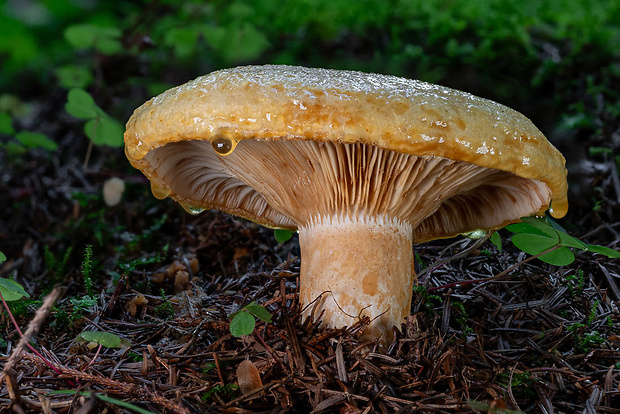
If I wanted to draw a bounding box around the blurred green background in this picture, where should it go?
[1,0,619,213]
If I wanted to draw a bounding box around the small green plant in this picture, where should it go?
[496,371,535,397]
[64,88,123,147]
[579,332,605,351]
[0,252,30,303]
[77,330,130,349]
[505,216,620,266]
[76,330,131,370]
[413,285,441,315]
[0,111,57,156]
[50,307,70,331]
[44,246,73,280]
[274,229,293,244]
[586,300,600,325]
[201,383,239,402]
[564,270,585,297]
[229,302,272,337]
[414,252,426,270]
[70,295,98,316]
[201,362,217,373]
[489,231,502,252]
[119,256,163,274]
[64,24,123,55]
[0,277,30,302]
[0,254,63,375]
[0,112,11,135]
[563,298,608,352]
[453,302,473,335]
[567,323,606,352]
[558,309,570,319]
[106,271,122,294]
[81,245,94,296]
[125,350,143,362]
[64,194,125,246]
[71,191,100,207]
[154,289,175,319]
[567,322,586,332]
[588,147,614,156]
[55,64,93,89]
[117,215,169,257]
[6,297,41,320]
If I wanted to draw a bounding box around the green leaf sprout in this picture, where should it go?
[229,302,272,337]
[76,331,131,348]
[274,229,293,244]
[506,216,619,265]
[0,277,30,302]
[64,24,122,54]
[65,89,123,147]
[77,331,130,348]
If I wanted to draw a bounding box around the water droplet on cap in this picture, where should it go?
[182,205,205,215]
[150,181,171,200]
[212,136,237,155]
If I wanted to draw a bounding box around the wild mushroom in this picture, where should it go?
[103,177,125,207]
[124,65,568,343]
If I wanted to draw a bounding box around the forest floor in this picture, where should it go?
[0,103,619,413]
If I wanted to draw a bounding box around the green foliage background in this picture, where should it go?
[1,0,619,217]
[2,0,619,121]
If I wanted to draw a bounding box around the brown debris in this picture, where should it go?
[126,293,148,317]
[236,360,263,396]
[2,287,62,379]
[3,228,620,413]
[152,257,199,292]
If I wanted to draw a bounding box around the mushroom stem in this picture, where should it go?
[298,214,414,344]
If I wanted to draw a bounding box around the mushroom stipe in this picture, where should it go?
[125,65,568,345]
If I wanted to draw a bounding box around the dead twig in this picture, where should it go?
[21,353,190,414]
[1,287,62,380]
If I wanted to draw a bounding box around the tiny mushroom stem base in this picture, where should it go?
[125,65,569,346]
[299,214,414,342]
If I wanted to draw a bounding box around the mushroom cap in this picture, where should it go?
[125,65,568,242]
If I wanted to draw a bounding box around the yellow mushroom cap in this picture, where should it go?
[124,65,568,242]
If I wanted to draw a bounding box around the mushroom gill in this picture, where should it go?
[145,138,551,239]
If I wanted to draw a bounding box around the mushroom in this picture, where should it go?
[124,65,568,344]
[103,177,125,207]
